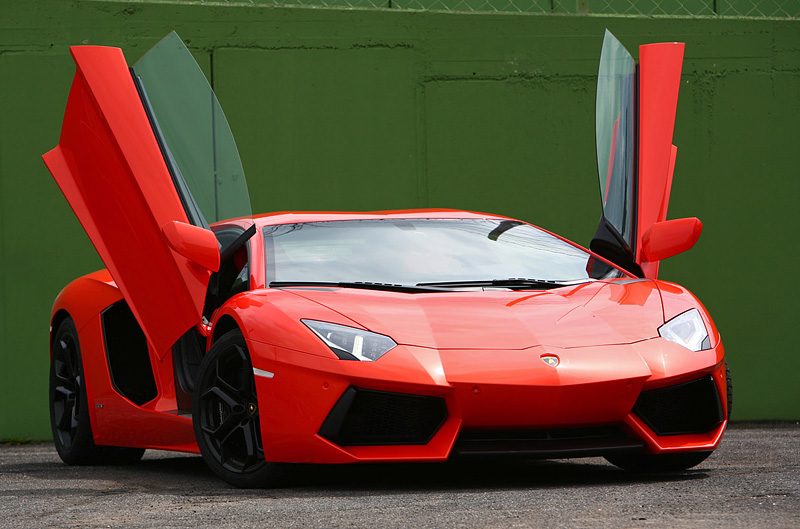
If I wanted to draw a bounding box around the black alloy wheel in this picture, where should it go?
[49,316,144,465]
[726,360,733,420]
[51,320,82,456]
[193,330,281,487]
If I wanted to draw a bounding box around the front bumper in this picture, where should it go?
[249,337,728,464]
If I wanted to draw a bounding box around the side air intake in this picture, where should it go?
[634,375,724,435]
[319,387,447,446]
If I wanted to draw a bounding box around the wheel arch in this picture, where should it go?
[50,309,72,354]
[212,314,241,344]
[51,269,123,337]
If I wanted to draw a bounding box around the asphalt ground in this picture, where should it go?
[1,423,798,528]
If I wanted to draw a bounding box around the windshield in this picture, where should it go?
[264,218,623,285]
[132,32,251,227]
[596,30,636,245]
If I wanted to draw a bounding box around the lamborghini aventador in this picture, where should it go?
[44,31,730,488]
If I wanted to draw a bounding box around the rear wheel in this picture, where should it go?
[49,316,145,465]
[193,330,282,488]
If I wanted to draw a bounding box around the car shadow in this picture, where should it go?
[278,458,708,494]
[11,450,708,496]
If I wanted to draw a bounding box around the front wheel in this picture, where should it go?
[725,360,733,419]
[193,330,282,488]
[49,316,145,465]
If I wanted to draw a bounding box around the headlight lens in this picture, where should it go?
[301,320,397,361]
[658,308,710,352]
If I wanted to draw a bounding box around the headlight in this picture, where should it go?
[658,308,710,352]
[301,320,397,361]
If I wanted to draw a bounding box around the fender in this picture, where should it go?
[51,269,122,338]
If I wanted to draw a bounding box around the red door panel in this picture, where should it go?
[592,32,687,279]
[43,46,216,357]
[636,42,685,278]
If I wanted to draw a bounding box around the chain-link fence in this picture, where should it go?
[205,0,798,18]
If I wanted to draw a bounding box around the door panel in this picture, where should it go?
[636,42,685,278]
[592,31,686,279]
[43,45,216,358]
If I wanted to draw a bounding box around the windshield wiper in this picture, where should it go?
[269,281,445,293]
[271,278,596,293]
[416,278,594,290]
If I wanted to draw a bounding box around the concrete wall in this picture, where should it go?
[1,0,798,439]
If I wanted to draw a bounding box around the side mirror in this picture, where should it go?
[162,220,220,272]
[641,218,703,262]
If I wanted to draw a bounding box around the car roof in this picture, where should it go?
[243,209,516,228]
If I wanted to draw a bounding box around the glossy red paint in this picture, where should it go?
[43,46,217,358]
[49,208,727,461]
[624,361,729,453]
[51,270,121,336]
[641,217,703,262]
[186,213,725,463]
[279,281,664,349]
[636,41,685,278]
[51,270,199,453]
[45,35,728,479]
[238,319,726,463]
[162,220,221,273]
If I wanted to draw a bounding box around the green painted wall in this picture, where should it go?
[1,0,798,439]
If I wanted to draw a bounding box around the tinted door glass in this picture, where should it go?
[133,32,252,226]
[596,30,636,246]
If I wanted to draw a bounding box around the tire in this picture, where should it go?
[605,450,711,472]
[193,330,282,488]
[49,316,145,465]
[725,360,733,419]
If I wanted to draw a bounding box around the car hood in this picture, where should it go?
[282,279,664,350]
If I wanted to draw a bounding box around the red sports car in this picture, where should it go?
[44,31,730,487]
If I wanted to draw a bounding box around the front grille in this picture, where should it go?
[319,387,447,446]
[452,426,642,459]
[634,375,724,436]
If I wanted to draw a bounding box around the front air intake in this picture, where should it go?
[634,375,724,436]
[319,387,447,446]
[452,426,643,459]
